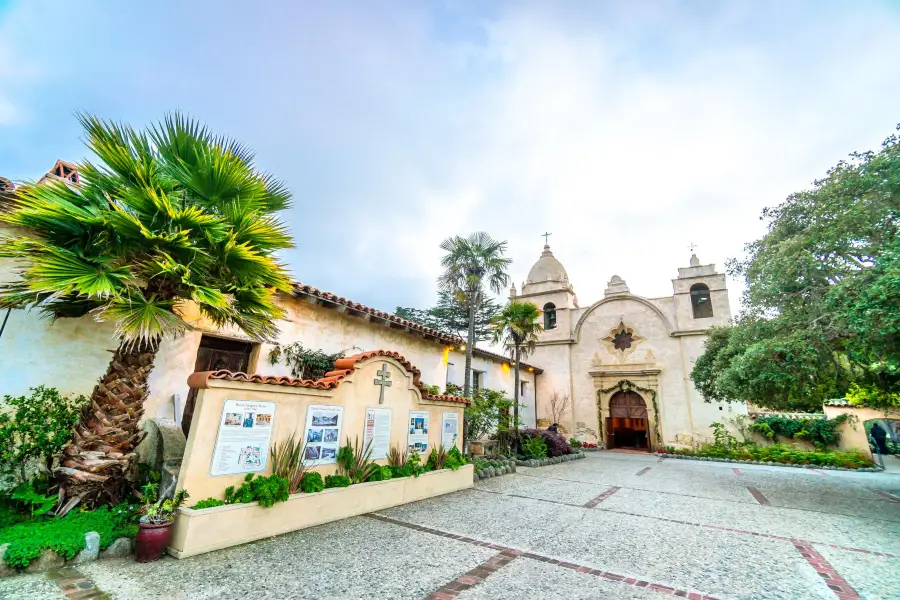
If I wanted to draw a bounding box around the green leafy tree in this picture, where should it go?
[437,232,511,399]
[0,114,294,508]
[491,301,542,429]
[692,125,900,410]
[395,290,502,342]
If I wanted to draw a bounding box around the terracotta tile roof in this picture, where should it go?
[187,349,471,405]
[290,282,543,373]
[292,283,461,345]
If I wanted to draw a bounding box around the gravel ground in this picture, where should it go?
[78,517,495,600]
[3,452,897,600]
[599,486,900,554]
[0,574,64,600]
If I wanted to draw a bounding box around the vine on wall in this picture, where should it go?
[596,380,662,446]
[268,343,350,380]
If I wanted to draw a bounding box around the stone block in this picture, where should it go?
[73,532,100,564]
[0,544,13,577]
[25,549,64,573]
[136,418,186,493]
[102,537,133,558]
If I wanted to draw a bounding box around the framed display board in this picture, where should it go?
[303,404,344,465]
[210,400,276,476]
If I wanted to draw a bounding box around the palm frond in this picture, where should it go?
[94,292,192,342]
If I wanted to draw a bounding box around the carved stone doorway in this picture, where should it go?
[606,391,650,451]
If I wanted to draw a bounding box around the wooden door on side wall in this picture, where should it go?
[181,336,255,438]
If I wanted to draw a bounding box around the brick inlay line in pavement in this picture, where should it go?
[635,467,651,476]
[423,549,520,600]
[873,489,900,503]
[369,513,720,599]
[733,468,744,476]
[47,566,109,600]
[583,486,620,508]
[792,540,861,599]
[746,486,770,505]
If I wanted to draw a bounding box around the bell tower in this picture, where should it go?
[513,242,577,342]
[671,253,731,330]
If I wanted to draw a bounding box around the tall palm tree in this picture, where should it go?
[491,301,542,430]
[438,232,511,398]
[0,113,294,509]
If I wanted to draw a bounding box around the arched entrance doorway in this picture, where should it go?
[607,391,650,451]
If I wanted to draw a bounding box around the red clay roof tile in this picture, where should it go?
[187,349,471,405]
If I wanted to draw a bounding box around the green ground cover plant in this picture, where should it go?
[0,504,138,568]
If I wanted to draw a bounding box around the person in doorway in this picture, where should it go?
[870,422,889,455]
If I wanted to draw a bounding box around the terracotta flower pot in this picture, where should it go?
[135,521,174,562]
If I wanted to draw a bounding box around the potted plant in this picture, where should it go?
[135,483,189,562]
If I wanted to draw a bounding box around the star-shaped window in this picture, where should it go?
[612,331,633,350]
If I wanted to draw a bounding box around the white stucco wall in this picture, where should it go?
[0,278,533,426]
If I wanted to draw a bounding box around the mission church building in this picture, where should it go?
[512,242,745,450]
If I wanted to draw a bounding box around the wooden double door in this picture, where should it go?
[181,336,255,438]
[606,391,650,451]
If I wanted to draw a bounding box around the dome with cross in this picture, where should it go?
[526,243,569,286]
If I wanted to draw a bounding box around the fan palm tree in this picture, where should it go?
[491,301,542,430]
[0,113,294,509]
[438,232,511,398]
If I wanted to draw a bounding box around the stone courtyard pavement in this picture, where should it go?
[2,452,899,600]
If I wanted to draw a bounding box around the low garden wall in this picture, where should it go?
[169,465,473,558]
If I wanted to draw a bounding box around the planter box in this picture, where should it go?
[168,464,473,558]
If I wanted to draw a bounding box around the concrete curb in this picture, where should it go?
[657,453,884,472]
[514,451,587,469]
[0,534,133,577]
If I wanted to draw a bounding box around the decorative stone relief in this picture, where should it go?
[600,320,645,363]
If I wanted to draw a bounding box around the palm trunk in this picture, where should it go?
[463,297,476,398]
[513,344,521,431]
[57,338,159,511]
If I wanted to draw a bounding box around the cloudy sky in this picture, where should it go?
[2,1,899,315]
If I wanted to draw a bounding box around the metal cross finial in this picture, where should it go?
[688,242,697,252]
[542,232,552,245]
[374,363,392,404]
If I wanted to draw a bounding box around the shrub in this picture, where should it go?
[405,452,425,477]
[270,432,308,494]
[386,445,408,467]
[749,415,847,447]
[367,466,393,482]
[224,473,290,508]
[324,475,351,489]
[521,436,548,459]
[192,498,225,510]
[336,437,379,483]
[445,446,467,470]
[300,472,324,493]
[0,504,138,568]
[0,386,87,485]
[660,442,873,468]
[427,446,448,470]
[520,428,573,457]
[569,438,583,448]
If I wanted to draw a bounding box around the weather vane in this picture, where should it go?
[688,242,697,253]
[542,232,552,245]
